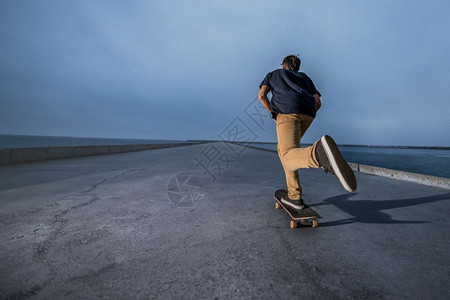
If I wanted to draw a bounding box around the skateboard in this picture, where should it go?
[274,189,322,228]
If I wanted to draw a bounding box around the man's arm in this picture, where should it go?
[258,85,272,113]
[313,94,321,111]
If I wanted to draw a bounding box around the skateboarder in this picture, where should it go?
[258,54,357,211]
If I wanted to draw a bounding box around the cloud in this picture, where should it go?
[1,0,449,145]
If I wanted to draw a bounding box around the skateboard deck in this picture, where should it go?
[274,189,322,228]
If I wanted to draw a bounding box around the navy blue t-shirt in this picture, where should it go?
[259,69,321,119]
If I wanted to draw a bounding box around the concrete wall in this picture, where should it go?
[347,162,450,190]
[0,142,206,165]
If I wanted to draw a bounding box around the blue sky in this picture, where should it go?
[1,0,449,146]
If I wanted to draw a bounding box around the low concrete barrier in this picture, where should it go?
[108,145,122,153]
[348,162,450,190]
[0,149,12,164]
[0,142,206,165]
[74,146,97,157]
[12,147,48,163]
[48,147,75,159]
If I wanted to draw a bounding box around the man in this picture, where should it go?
[258,54,356,210]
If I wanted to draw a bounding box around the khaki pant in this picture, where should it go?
[276,113,320,200]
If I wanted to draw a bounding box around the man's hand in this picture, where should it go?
[313,94,321,111]
[258,85,272,113]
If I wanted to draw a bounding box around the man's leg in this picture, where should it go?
[280,133,357,192]
[276,113,316,200]
[277,144,301,199]
[277,114,357,192]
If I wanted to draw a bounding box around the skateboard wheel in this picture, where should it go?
[275,202,281,209]
[312,220,319,228]
[290,220,297,229]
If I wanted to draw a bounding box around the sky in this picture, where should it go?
[1,0,449,146]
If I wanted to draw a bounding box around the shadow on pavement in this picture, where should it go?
[310,192,450,227]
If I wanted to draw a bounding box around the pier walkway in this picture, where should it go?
[1,142,449,299]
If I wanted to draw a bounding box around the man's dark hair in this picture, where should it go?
[281,55,301,71]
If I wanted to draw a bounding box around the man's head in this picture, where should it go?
[281,55,301,71]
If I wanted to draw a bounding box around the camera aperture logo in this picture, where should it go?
[167,173,203,207]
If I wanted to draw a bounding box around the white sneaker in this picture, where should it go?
[281,196,305,210]
[315,135,357,192]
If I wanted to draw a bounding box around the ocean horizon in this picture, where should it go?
[1,134,448,149]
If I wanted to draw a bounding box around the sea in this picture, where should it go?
[248,142,450,179]
[1,134,449,179]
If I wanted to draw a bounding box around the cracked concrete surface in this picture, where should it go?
[0,142,449,299]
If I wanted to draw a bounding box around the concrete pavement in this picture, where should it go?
[1,142,449,299]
